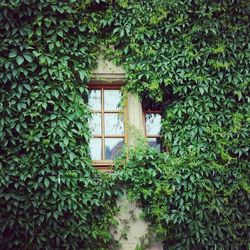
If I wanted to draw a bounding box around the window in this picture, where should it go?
[144,110,162,151]
[88,81,163,170]
[88,84,125,169]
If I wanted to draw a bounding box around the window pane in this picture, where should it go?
[146,113,161,135]
[89,90,101,110]
[89,113,101,135]
[105,113,124,135]
[147,138,161,152]
[90,138,102,160]
[105,138,124,160]
[104,90,121,110]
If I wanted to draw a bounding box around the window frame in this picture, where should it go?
[88,81,127,171]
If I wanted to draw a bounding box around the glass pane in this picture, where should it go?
[105,138,124,160]
[146,113,161,135]
[89,113,101,135]
[89,90,101,110]
[90,138,102,160]
[147,138,161,152]
[104,90,121,110]
[105,114,124,135]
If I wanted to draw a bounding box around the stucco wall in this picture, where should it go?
[113,193,162,250]
[92,55,125,80]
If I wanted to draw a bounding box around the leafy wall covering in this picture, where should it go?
[0,0,249,249]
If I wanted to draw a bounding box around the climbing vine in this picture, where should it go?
[115,138,249,249]
[0,0,249,249]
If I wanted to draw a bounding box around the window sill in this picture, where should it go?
[93,160,115,172]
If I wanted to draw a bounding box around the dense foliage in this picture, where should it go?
[108,1,250,247]
[104,0,250,159]
[115,141,250,249]
[0,1,119,249]
[0,0,249,249]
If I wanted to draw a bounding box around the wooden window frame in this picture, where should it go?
[88,81,127,171]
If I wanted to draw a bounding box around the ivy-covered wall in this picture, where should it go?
[0,1,120,249]
[0,0,249,249]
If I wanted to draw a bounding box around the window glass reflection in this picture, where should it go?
[105,138,124,160]
[105,114,124,135]
[90,138,102,160]
[147,138,161,152]
[89,113,101,135]
[146,113,161,135]
[89,90,101,110]
[104,90,121,110]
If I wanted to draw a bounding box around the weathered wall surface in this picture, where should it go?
[92,55,125,80]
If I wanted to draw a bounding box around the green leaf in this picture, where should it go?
[24,54,33,63]
[49,43,54,52]
[44,178,49,188]
[16,56,24,65]
[199,87,204,95]
[79,70,85,81]
[57,30,63,37]
[9,50,17,58]
[63,137,69,146]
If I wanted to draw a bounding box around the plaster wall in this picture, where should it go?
[92,55,125,80]
[113,193,162,250]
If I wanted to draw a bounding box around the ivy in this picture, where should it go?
[0,1,119,249]
[1,0,249,249]
[103,0,250,159]
[115,142,250,249]
[108,0,250,248]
